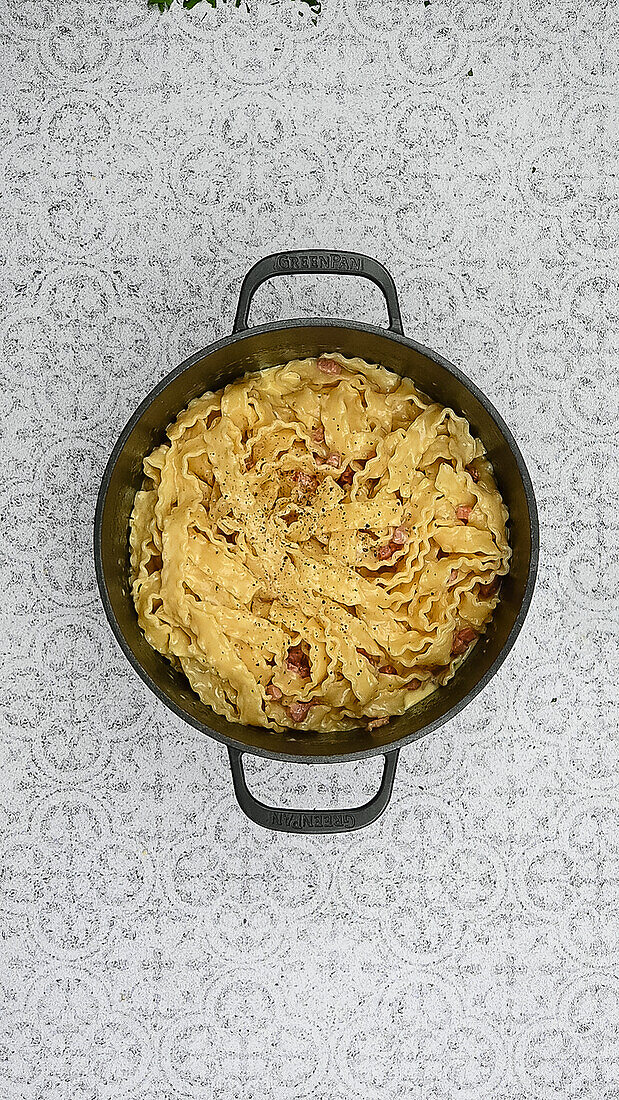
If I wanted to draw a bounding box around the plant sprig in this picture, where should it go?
[148,0,223,10]
[147,0,322,21]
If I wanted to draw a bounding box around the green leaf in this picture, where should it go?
[467,68,473,76]
[147,0,293,16]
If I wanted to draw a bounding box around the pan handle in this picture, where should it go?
[233,250,404,335]
[227,746,400,833]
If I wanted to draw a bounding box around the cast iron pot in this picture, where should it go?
[94,249,539,834]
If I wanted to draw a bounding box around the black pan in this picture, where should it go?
[94,250,538,833]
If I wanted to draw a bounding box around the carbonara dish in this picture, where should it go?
[129,354,510,732]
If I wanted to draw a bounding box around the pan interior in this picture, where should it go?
[97,321,536,761]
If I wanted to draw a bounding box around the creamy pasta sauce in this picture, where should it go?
[129,354,510,732]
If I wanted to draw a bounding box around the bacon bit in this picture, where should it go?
[448,569,458,586]
[288,700,313,722]
[377,544,395,561]
[293,470,318,493]
[311,426,325,443]
[286,644,311,678]
[368,717,389,731]
[326,452,341,468]
[317,356,341,375]
[456,505,472,522]
[436,548,447,560]
[478,578,499,598]
[244,457,254,471]
[266,684,283,701]
[408,678,422,690]
[467,465,480,482]
[451,626,478,657]
[377,527,408,560]
[339,464,354,486]
[357,647,380,665]
[379,665,398,676]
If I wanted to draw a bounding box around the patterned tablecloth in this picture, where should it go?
[1,0,617,1095]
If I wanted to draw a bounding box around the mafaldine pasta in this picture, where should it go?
[129,355,510,732]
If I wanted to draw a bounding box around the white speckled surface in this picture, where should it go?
[1,0,618,1095]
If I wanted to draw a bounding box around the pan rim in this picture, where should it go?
[94,317,539,763]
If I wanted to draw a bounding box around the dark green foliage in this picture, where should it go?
[148,0,321,17]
